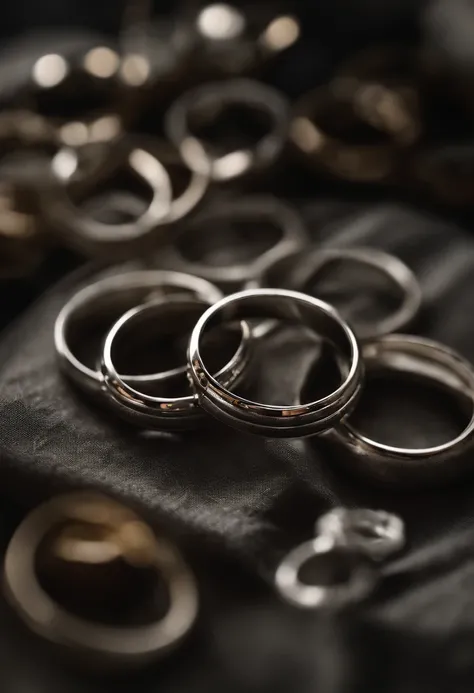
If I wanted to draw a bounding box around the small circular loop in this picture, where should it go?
[188,288,363,437]
[165,78,289,182]
[325,334,474,486]
[101,296,253,430]
[316,508,405,561]
[290,84,419,183]
[162,197,308,292]
[4,492,198,666]
[275,535,376,609]
[54,269,223,396]
[44,138,173,256]
[250,246,422,340]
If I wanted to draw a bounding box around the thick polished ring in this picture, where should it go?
[275,535,376,609]
[188,288,363,437]
[251,246,421,340]
[316,508,405,561]
[45,139,172,256]
[101,297,253,430]
[325,334,474,486]
[162,197,308,292]
[4,492,198,666]
[55,269,223,396]
[164,78,289,181]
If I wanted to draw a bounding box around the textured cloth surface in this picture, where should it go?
[2,202,474,692]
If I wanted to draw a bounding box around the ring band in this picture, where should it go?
[325,334,474,486]
[55,269,223,396]
[45,139,173,256]
[275,535,376,609]
[165,79,289,181]
[101,297,253,430]
[162,197,308,292]
[251,247,422,340]
[4,492,198,665]
[188,288,363,437]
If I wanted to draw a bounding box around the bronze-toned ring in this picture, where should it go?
[4,492,199,667]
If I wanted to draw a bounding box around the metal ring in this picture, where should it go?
[4,492,198,666]
[250,247,422,340]
[316,508,405,561]
[275,535,376,609]
[188,288,363,438]
[101,297,253,430]
[44,138,173,256]
[161,197,308,293]
[325,334,474,486]
[290,85,418,183]
[164,79,289,182]
[55,269,223,396]
[146,141,209,225]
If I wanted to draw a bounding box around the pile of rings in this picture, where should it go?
[2,0,474,673]
[2,1,474,281]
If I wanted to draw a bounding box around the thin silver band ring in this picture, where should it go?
[250,246,422,340]
[325,334,474,486]
[101,297,253,430]
[188,288,363,437]
[54,269,223,396]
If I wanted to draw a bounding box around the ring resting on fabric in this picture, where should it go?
[4,492,199,666]
[54,269,223,397]
[188,288,363,438]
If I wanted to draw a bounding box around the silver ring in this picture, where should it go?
[150,141,209,225]
[101,296,253,430]
[188,288,363,437]
[250,247,422,340]
[275,535,376,609]
[164,79,289,181]
[55,269,223,396]
[316,508,405,561]
[4,492,198,666]
[161,197,308,293]
[325,334,474,486]
[44,139,172,256]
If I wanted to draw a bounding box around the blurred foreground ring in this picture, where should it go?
[275,534,376,609]
[100,296,253,430]
[250,246,421,340]
[164,79,289,182]
[43,139,173,257]
[324,334,474,486]
[4,492,198,666]
[187,288,363,437]
[316,508,405,561]
[55,269,223,396]
[161,197,308,293]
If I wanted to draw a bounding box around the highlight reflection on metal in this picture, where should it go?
[4,492,199,665]
[275,506,404,608]
[187,288,363,437]
[325,335,474,486]
[54,269,223,396]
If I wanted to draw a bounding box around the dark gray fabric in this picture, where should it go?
[2,202,474,692]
